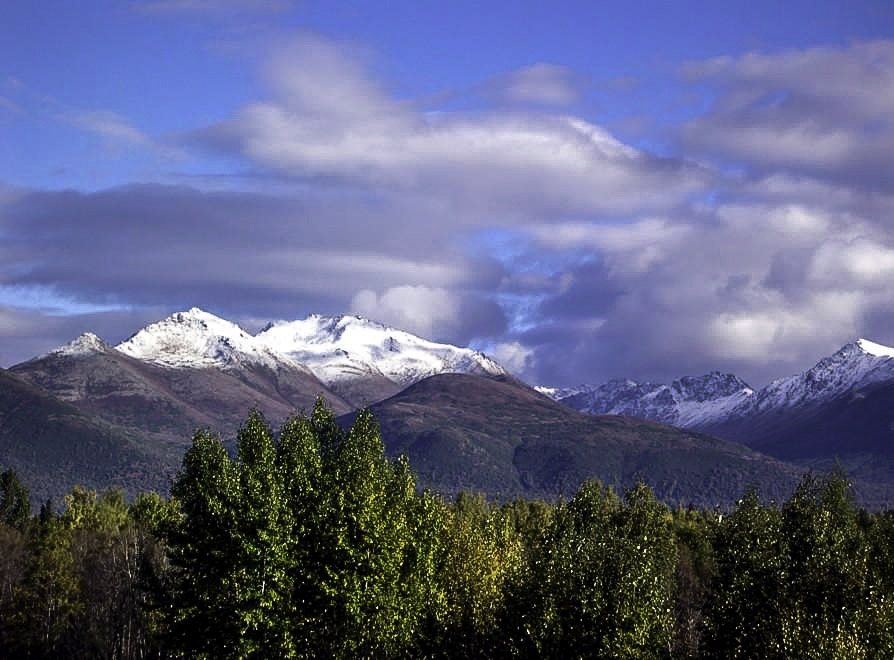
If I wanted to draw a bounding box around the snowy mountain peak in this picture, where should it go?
[671,372,753,402]
[43,332,110,359]
[535,385,593,400]
[553,337,894,436]
[856,338,894,358]
[256,313,506,388]
[552,370,755,428]
[116,308,295,371]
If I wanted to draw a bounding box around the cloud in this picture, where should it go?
[497,63,581,106]
[681,40,894,190]
[508,173,894,388]
[350,285,507,344]
[69,110,151,144]
[0,305,167,367]
[0,182,506,359]
[488,341,535,373]
[350,286,460,340]
[64,110,184,160]
[196,34,705,216]
[7,34,894,392]
[809,237,894,288]
[529,217,693,274]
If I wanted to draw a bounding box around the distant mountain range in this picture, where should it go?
[540,338,894,483]
[4,308,894,508]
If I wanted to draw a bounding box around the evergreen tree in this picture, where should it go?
[317,408,419,657]
[276,411,326,655]
[233,410,293,657]
[7,503,80,657]
[0,468,30,531]
[165,429,240,657]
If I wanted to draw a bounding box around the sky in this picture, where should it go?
[2,1,894,388]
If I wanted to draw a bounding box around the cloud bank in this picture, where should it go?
[4,36,894,391]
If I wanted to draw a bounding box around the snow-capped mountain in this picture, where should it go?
[12,308,355,444]
[534,384,592,400]
[547,337,894,458]
[256,314,507,405]
[726,338,894,417]
[556,372,754,428]
[116,307,313,374]
[42,332,111,359]
[24,308,508,413]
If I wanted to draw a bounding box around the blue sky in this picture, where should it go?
[2,1,894,387]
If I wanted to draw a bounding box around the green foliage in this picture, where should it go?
[704,474,894,659]
[6,411,894,658]
[165,428,240,657]
[508,480,677,658]
[427,492,521,656]
[0,468,30,531]
[705,490,788,658]
[671,507,717,658]
[5,504,80,657]
[163,399,452,658]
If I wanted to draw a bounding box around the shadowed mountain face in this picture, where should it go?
[0,367,177,506]
[339,373,827,509]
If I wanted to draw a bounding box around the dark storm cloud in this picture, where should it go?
[535,260,626,322]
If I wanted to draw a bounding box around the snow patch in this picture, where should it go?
[116,308,308,372]
[44,332,109,358]
[857,338,894,358]
[257,314,506,388]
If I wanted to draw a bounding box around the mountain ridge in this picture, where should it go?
[546,337,894,465]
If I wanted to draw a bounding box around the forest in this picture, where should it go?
[1,400,893,658]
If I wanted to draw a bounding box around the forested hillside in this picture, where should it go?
[1,403,893,658]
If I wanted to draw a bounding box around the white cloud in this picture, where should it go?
[489,341,535,374]
[208,34,704,216]
[681,40,894,185]
[350,285,460,339]
[809,238,894,287]
[685,41,894,118]
[530,217,693,272]
[70,110,150,146]
[65,110,183,159]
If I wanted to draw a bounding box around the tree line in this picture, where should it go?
[1,400,894,658]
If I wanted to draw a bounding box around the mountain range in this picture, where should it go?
[541,338,894,483]
[4,308,894,508]
[339,373,809,508]
[0,308,512,503]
